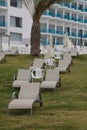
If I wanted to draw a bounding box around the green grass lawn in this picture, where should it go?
[0,54,87,130]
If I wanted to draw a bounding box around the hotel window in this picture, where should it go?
[10,32,22,42]
[49,24,55,33]
[40,23,47,31]
[49,8,55,17]
[65,27,70,35]
[57,26,63,34]
[41,35,47,45]
[56,37,63,45]
[78,4,83,11]
[64,12,70,20]
[57,10,63,18]
[10,16,22,28]
[0,16,5,26]
[71,28,76,36]
[84,40,87,46]
[10,0,22,8]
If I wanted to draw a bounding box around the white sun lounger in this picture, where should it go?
[70,48,78,57]
[63,52,72,65]
[29,58,44,71]
[8,82,42,116]
[56,59,70,73]
[40,69,61,89]
[12,69,31,88]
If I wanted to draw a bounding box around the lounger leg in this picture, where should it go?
[30,108,32,116]
[39,93,43,107]
[59,77,61,86]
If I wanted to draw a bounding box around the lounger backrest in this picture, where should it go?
[58,60,68,67]
[63,53,71,60]
[19,83,40,99]
[44,53,50,60]
[70,48,77,54]
[17,69,31,81]
[45,69,59,81]
[33,59,43,67]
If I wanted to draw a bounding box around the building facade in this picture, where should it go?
[40,0,87,47]
[0,0,32,50]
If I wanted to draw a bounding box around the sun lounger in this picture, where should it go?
[40,69,61,89]
[45,58,55,69]
[70,48,78,57]
[63,52,72,65]
[56,59,70,73]
[12,69,31,88]
[8,82,42,116]
[29,58,44,71]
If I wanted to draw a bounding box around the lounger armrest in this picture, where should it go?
[13,75,16,81]
[12,92,18,100]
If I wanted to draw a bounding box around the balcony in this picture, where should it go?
[0,1,7,10]
[70,17,77,22]
[83,8,87,12]
[84,19,87,23]
[64,15,70,20]
[40,27,87,40]
[55,2,87,13]
[78,18,83,23]
[0,21,7,29]
[55,42,63,45]
[83,34,87,38]
[70,32,76,37]
[0,1,7,6]
[55,30,64,35]
[43,11,51,16]
[41,41,49,45]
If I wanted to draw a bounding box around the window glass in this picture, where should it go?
[10,0,22,8]
[10,32,22,41]
[10,16,22,27]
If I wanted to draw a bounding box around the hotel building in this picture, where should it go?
[0,0,87,51]
[40,0,87,47]
[0,0,32,50]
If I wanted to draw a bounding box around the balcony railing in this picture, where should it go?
[40,28,87,39]
[43,11,51,16]
[41,41,49,45]
[0,1,7,7]
[0,22,7,27]
[42,12,87,24]
[55,2,87,13]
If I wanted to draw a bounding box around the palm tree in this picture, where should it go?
[24,0,72,56]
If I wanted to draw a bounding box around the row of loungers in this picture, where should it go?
[12,69,61,88]
[8,69,61,115]
[8,48,78,115]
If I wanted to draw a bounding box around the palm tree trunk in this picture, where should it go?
[30,19,40,56]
